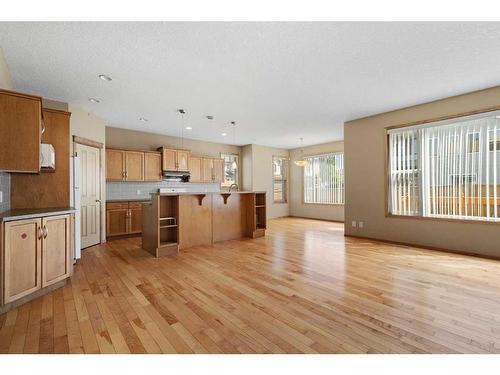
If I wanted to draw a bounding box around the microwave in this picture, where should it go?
[40,143,55,170]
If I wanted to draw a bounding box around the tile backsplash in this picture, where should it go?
[0,172,11,213]
[106,181,221,201]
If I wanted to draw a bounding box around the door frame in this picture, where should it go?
[73,136,106,246]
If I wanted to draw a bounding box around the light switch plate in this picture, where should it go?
[0,191,3,203]
[358,221,364,228]
[351,220,357,228]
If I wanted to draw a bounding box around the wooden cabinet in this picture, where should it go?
[106,149,161,182]
[189,156,202,182]
[2,214,71,305]
[213,158,224,183]
[201,158,213,182]
[200,157,224,183]
[11,108,71,209]
[106,149,126,181]
[3,218,42,304]
[162,148,177,171]
[177,150,190,172]
[0,90,43,173]
[106,201,144,238]
[159,147,191,172]
[144,152,162,181]
[125,151,144,181]
[41,215,71,287]
[129,202,143,234]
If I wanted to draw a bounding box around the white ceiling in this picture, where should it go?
[1,22,500,149]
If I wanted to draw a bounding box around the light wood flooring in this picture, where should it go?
[2,217,500,354]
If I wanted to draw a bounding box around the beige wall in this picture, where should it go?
[345,85,500,258]
[69,105,107,243]
[289,140,344,222]
[242,144,290,219]
[0,47,13,90]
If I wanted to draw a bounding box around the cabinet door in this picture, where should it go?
[42,215,71,287]
[106,209,128,237]
[125,151,144,181]
[129,204,143,234]
[201,158,214,182]
[0,91,42,173]
[162,148,177,171]
[177,150,190,172]
[189,156,202,182]
[3,218,42,304]
[144,152,162,181]
[106,149,125,181]
[212,158,224,184]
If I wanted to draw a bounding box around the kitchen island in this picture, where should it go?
[141,191,266,257]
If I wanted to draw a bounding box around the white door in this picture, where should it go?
[76,143,101,248]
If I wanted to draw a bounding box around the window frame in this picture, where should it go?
[220,153,239,188]
[272,155,288,204]
[385,107,500,225]
[302,152,345,206]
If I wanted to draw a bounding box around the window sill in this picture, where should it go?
[386,213,500,225]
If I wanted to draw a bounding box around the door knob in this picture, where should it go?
[95,199,101,203]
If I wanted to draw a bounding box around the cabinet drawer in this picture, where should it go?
[106,202,129,210]
[129,202,144,209]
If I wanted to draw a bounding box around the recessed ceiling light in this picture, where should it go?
[88,98,100,103]
[206,115,214,120]
[139,117,148,122]
[185,126,192,130]
[99,74,112,82]
[221,132,227,136]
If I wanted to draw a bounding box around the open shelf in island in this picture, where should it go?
[142,195,179,257]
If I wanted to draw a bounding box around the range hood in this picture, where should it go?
[162,170,191,182]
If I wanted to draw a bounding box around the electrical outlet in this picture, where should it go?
[0,191,2,203]
[136,189,142,195]
[351,220,357,228]
[358,221,364,228]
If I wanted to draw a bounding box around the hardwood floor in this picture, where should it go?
[2,217,500,354]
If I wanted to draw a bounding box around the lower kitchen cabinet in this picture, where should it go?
[106,201,144,238]
[1,214,71,305]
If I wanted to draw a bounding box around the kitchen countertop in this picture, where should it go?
[106,198,151,202]
[152,191,265,196]
[0,207,76,222]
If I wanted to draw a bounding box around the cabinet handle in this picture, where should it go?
[42,225,48,239]
[38,227,44,239]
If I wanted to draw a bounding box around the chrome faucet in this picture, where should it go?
[229,183,239,192]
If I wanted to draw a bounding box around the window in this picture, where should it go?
[273,156,288,203]
[221,153,238,187]
[304,153,344,204]
[388,111,500,221]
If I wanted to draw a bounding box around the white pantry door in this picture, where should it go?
[76,143,101,248]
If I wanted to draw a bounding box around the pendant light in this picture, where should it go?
[178,109,185,149]
[231,121,238,169]
[294,137,309,167]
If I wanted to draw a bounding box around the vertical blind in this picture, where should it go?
[304,153,344,204]
[388,112,500,221]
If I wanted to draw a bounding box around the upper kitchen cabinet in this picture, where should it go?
[201,157,224,183]
[189,156,202,182]
[106,149,126,181]
[158,147,191,172]
[144,151,162,181]
[106,149,145,181]
[125,150,144,181]
[177,150,190,172]
[0,89,43,173]
[212,158,224,183]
